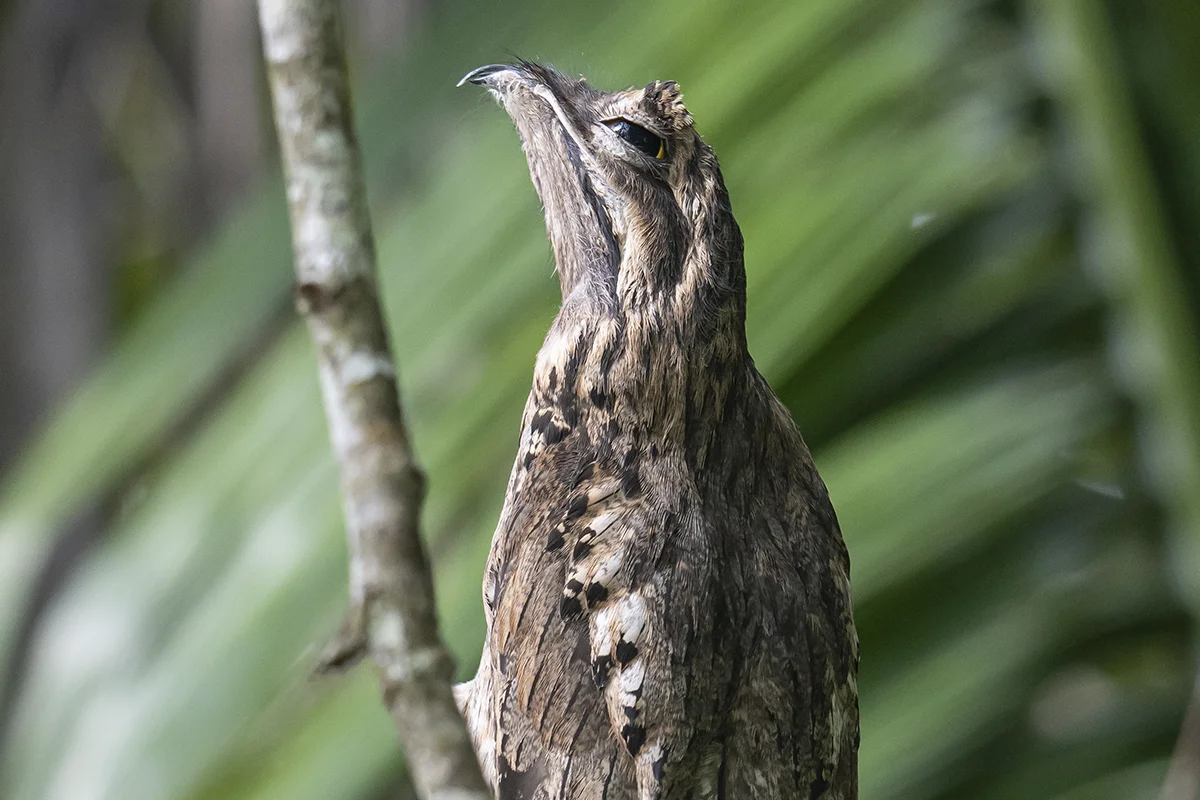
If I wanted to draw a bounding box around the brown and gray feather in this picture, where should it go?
[457,62,859,800]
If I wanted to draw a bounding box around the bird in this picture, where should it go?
[455,61,859,800]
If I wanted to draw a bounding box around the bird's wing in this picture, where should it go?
[549,462,656,760]
[488,433,727,799]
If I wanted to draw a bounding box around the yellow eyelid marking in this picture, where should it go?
[655,140,666,159]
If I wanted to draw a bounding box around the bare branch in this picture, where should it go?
[255,1,490,797]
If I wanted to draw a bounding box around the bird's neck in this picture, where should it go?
[534,244,751,469]
[533,154,754,466]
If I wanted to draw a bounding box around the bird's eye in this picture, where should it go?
[604,119,665,159]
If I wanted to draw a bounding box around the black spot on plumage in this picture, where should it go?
[591,654,614,687]
[530,409,553,435]
[561,595,584,620]
[543,423,568,445]
[530,408,570,446]
[589,386,609,409]
[572,539,592,559]
[562,335,588,390]
[623,705,638,722]
[559,397,580,430]
[523,451,535,470]
[615,640,638,664]
[575,462,596,485]
[621,723,645,756]
[561,578,585,619]
[585,582,608,605]
[547,366,558,391]
[565,493,589,521]
[649,442,659,458]
[546,526,566,552]
[599,334,621,374]
[810,777,830,798]
[652,752,667,782]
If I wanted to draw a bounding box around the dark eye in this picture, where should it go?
[604,119,665,159]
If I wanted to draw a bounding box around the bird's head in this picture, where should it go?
[462,61,744,324]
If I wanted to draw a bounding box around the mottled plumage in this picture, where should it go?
[457,62,858,800]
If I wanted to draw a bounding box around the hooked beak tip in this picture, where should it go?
[457,63,513,88]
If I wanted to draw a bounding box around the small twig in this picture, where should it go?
[256,1,489,798]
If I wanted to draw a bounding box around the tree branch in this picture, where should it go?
[256,1,489,797]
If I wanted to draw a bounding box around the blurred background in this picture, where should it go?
[1,0,1198,798]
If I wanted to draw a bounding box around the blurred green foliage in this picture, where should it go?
[1,0,1199,798]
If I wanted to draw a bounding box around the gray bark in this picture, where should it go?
[256,1,490,798]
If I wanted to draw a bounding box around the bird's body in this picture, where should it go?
[459,62,858,800]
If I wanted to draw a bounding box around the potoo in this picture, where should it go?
[456,62,859,800]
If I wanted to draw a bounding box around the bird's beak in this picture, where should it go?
[458,62,621,298]
[457,63,515,88]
